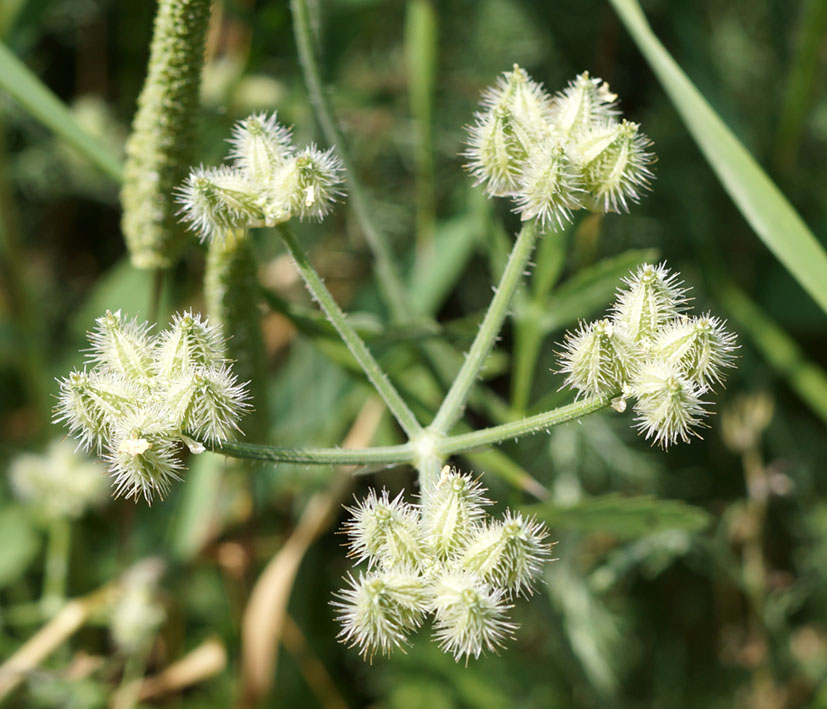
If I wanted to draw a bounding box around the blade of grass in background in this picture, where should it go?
[608,0,827,315]
[715,281,827,426]
[773,0,827,173]
[0,41,123,183]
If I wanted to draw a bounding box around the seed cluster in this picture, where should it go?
[465,66,654,231]
[334,466,552,662]
[558,263,737,447]
[55,310,249,502]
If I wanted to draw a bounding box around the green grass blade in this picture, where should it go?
[608,0,827,315]
[0,41,123,183]
[715,281,827,426]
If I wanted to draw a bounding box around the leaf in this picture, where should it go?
[0,507,40,587]
[0,41,123,182]
[525,493,711,539]
[608,0,827,315]
[541,248,659,334]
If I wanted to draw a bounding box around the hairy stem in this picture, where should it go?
[278,224,422,438]
[430,220,539,434]
[205,229,269,439]
[212,440,415,466]
[290,0,410,321]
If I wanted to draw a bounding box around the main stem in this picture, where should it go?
[429,220,539,434]
[290,0,411,322]
[278,224,423,438]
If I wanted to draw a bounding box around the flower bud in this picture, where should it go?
[612,263,688,343]
[631,359,709,448]
[177,165,263,242]
[654,314,737,390]
[461,511,551,598]
[431,571,515,662]
[420,467,491,559]
[333,569,429,659]
[343,489,425,568]
[228,112,293,185]
[558,318,639,397]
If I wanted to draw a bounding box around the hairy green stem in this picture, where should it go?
[212,440,416,466]
[121,0,211,268]
[430,220,539,434]
[278,224,422,438]
[213,395,612,466]
[436,394,614,455]
[205,229,269,439]
[290,0,410,321]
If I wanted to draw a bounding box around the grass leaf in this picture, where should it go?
[608,0,827,315]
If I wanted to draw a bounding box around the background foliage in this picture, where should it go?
[1,0,826,706]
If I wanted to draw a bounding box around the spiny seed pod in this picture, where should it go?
[654,314,737,390]
[580,120,655,213]
[177,166,264,243]
[461,511,551,598]
[631,359,709,448]
[431,571,515,663]
[558,318,640,398]
[121,0,212,268]
[514,142,584,230]
[333,570,430,659]
[106,406,183,502]
[464,65,554,196]
[420,467,491,558]
[228,112,294,184]
[154,310,226,378]
[88,310,155,381]
[550,71,618,139]
[343,489,425,568]
[612,263,688,343]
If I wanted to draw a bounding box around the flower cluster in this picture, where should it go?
[177,112,345,243]
[465,66,654,231]
[334,466,552,662]
[55,310,249,502]
[558,262,737,447]
[10,439,109,519]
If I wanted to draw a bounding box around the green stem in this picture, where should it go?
[430,220,539,434]
[214,396,613,466]
[41,518,71,617]
[212,440,415,466]
[437,394,615,454]
[290,0,411,321]
[278,224,423,438]
[205,229,269,439]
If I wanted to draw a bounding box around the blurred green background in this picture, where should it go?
[1,0,826,706]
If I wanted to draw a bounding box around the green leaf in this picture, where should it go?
[0,507,40,587]
[0,41,123,182]
[608,0,827,315]
[525,493,711,539]
[541,248,659,334]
